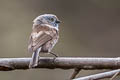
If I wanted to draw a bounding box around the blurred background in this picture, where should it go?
[0,0,120,80]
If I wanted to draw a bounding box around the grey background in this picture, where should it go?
[0,0,120,80]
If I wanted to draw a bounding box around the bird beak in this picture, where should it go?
[56,20,61,23]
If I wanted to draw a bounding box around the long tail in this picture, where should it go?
[29,47,41,68]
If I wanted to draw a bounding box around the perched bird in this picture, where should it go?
[28,14,60,68]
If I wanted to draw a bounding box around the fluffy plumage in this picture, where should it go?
[28,14,60,68]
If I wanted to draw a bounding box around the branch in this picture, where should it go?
[73,69,120,80]
[110,71,120,80]
[0,57,120,71]
[70,68,81,79]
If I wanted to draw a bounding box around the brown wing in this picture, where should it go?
[28,24,58,53]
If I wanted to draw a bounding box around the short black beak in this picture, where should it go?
[56,20,61,23]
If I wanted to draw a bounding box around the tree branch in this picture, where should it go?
[73,69,120,80]
[0,57,120,71]
[70,68,81,79]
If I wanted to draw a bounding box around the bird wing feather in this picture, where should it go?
[28,24,57,53]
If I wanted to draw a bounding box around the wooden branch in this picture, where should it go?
[110,71,120,80]
[0,57,120,71]
[73,69,120,80]
[70,68,81,79]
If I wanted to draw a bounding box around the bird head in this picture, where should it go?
[33,14,61,29]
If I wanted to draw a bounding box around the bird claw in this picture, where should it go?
[49,52,58,57]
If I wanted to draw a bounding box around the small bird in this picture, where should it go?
[28,14,60,68]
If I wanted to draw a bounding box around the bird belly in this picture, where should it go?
[41,37,58,53]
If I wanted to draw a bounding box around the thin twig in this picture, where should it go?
[70,68,81,79]
[110,71,120,80]
[73,69,120,80]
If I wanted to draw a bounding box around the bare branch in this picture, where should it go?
[0,57,120,71]
[110,71,120,80]
[73,69,120,80]
[70,68,81,79]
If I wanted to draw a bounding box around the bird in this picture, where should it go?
[28,14,60,68]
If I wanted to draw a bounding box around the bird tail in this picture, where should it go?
[29,47,41,68]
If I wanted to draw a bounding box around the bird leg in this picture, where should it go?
[49,52,58,57]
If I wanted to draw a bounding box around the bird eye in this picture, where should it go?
[49,18,54,22]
